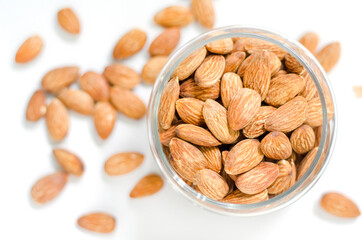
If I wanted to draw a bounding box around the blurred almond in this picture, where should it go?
[206,38,233,55]
[298,71,318,101]
[46,98,69,141]
[320,192,360,218]
[284,53,304,74]
[191,0,215,28]
[41,66,79,93]
[94,101,117,139]
[154,6,194,27]
[305,97,334,127]
[260,131,292,160]
[244,38,286,59]
[180,78,220,101]
[199,146,222,173]
[53,149,84,176]
[26,90,47,121]
[299,32,319,54]
[110,86,146,119]
[149,27,180,56]
[175,97,204,125]
[195,55,225,88]
[269,51,282,76]
[223,189,268,204]
[130,174,164,198]
[58,88,94,115]
[316,42,341,72]
[175,124,221,147]
[142,56,168,84]
[78,213,116,233]
[79,71,110,101]
[224,51,246,73]
[220,72,243,108]
[104,152,144,176]
[15,35,43,63]
[103,63,141,89]
[290,124,315,154]
[158,77,180,129]
[195,169,229,200]
[297,147,318,180]
[57,8,80,34]
[172,47,207,80]
[113,29,147,59]
[243,106,276,138]
[233,37,250,52]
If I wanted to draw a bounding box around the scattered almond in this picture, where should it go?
[320,192,360,218]
[191,0,215,28]
[142,56,168,84]
[15,35,43,63]
[299,32,319,54]
[103,63,141,89]
[57,8,80,34]
[113,28,147,59]
[58,88,94,115]
[41,66,79,93]
[130,174,164,198]
[104,152,144,176]
[110,86,146,119]
[53,149,84,176]
[46,98,69,141]
[154,6,194,27]
[78,213,116,233]
[149,27,180,56]
[316,42,341,72]
[79,71,110,101]
[94,101,117,139]
[26,90,47,121]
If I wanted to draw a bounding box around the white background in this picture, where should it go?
[0,0,361,239]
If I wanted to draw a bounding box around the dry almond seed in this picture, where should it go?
[224,51,246,73]
[195,169,229,200]
[113,28,147,59]
[288,159,297,188]
[265,96,307,133]
[158,77,180,129]
[57,8,80,34]
[316,42,341,72]
[175,98,204,125]
[269,51,282,76]
[149,27,180,56]
[194,55,225,88]
[79,71,110,101]
[46,98,69,141]
[305,97,334,127]
[103,63,141,89]
[267,160,292,194]
[130,174,164,198]
[31,171,68,204]
[264,73,305,107]
[41,66,79,94]
[227,88,261,130]
[233,37,250,52]
[243,106,276,139]
[206,38,233,55]
[191,0,215,28]
[224,139,264,175]
[77,213,116,233]
[173,47,207,80]
[175,124,221,147]
[320,192,361,218]
[104,152,144,176]
[299,32,319,54]
[203,99,240,144]
[142,56,168,84]
[220,72,243,108]
[260,132,292,160]
[290,124,315,154]
[298,71,318,101]
[221,168,235,194]
[297,147,318,180]
[154,6,194,27]
[284,53,304,74]
[180,78,220,101]
[169,138,208,182]
[236,162,279,195]
[58,88,95,115]
[26,90,47,121]
[199,146,222,173]
[244,38,287,59]
[274,70,287,77]
[159,124,179,147]
[94,101,117,140]
[15,35,43,63]
[314,125,331,148]
[223,189,269,204]
[237,53,255,76]
[110,86,146,119]
[53,149,84,176]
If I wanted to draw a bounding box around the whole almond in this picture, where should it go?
[191,0,215,28]
[58,88,94,115]
[158,77,180,129]
[236,162,279,195]
[316,42,341,72]
[224,51,246,73]
[142,56,168,84]
[130,174,164,198]
[79,72,110,101]
[154,6,194,27]
[274,70,287,77]
[173,47,207,80]
[113,29,147,59]
[265,96,307,132]
[237,53,255,76]
[53,149,84,176]
[175,98,204,125]
[290,125,315,154]
[220,72,243,108]
[15,35,43,63]
[159,124,180,147]
[203,99,240,144]
[320,192,360,218]
[199,146,222,173]
[223,189,269,204]
[194,55,225,88]
[244,38,287,59]
[175,124,221,147]
[31,171,68,204]
[104,152,144,176]
[233,37,250,52]
[267,160,292,194]
[78,213,116,233]
[195,169,229,200]
[297,147,318,180]
[305,97,334,127]
[46,98,69,141]
[206,38,233,55]
[224,139,264,175]
[220,168,235,194]
[26,90,47,121]
[41,66,79,93]
[110,86,146,119]
[298,71,318,101]
[288,159,297,188]
[228,88,261,130]
[243,106,276,138]
[299,32,319,54]
[180,78,220,101]
[269,51,282,76]
[103,63,141,89]
[94,101,117,139]
[149,27,180,56]
[284,53,304,74]
[57,8,80,34]
[260,132,292,160]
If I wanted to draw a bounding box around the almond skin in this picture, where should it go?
[290,125,315,154]
[223,189,269,204]
[113,29,147,59]
[227,88,261,130]
[220,72,243,108]
[320,192,360,218]
[299,32,319,54]
[267,160,292,194]
[243,106,276,138]
[175,98,204,126]
[180,78,220,101]
[104,152,144,176]
[26,90,47,121]
[260,132,292,160]
[298,71,318,101]
[305,97,334,127]
[46,98,69,141]
[154,6,194,27]
[195,169,229,200]
[149,27,180,56]
[158,77,180,129]
[79,71,110,101]
[31,171,68,204]
[269,51,282,76]
[57,8,80,34]
[191,0,215,28]
[53,149,84,176]
[110,86,146,119]
[103,63,141,89]
[15,35,43,63]
[224,51,246,73]
[297,147,318,180]
[244,38,287,59]
[77,213,116,233]
[173,47,207,80]
[284,53,304,74]
[175,124,221,147]
[225,139,264,175]
[235,162,279,195]
[94,101,117,139]
[199,146,222,173]
[58,88,95,115]
[41,66,79,93]
[130,174,164,198]
[195,55,225,88]
[142,56,168,84]
[316,42,341,72]
[206,38,233,55]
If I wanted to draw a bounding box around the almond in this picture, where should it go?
[175,98,204,125]
[274,70,287,77]
[31,171,68,204]
[191,0,215,28]
[26,90,47,121]
[297,147,318,180]
[77,213,116,233]
[104,152,144,176]
[227,88,261,130]
[195,169,229,200]
[260,131,292,160]
[316,42,341,72]
[314,125,330,148]
[15,35,43,63]
[180,78,220,101]
[110,86,146,119]
[220,72,243,108]
[223,189,269,204]
[159,124,179,147]
[221,168,235,194]
[284,53,304,74]
[149,27,180,56]
[94,101,117,139]
[172,47,207,80]
[194,55,225,88]
[235,162,279,195]
[175,124,221,147]
[206,38,233,55]
[57,8,80,34]
[142,56,168,84]
[41,66,79,93]
[233,37,250,52]
[53,149,84,176]
[79,71,110,101]
[243,106,276,138]
[224,139,264,175]
[113,28,147,59]
[103,63,141,89]
[130,174,164,198]
[199,146,222,173]
[290,124,315,154]
[154,6,194,27]
[58,88,94,115]
[46,98,69,141]
[299,32,319,54]
[224,51,246,73]
[267,160,292,194]
[320,192,360,218]
[269,51,282,76]
[288,159,297,188]
[203,99,240,144]
[298,71,318,101]
[244,38,287,59]
[158,77,180,129]
[305,97,334,127]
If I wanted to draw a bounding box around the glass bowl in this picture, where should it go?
[147,25,337,216]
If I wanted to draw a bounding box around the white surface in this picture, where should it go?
[0,0,361,239]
